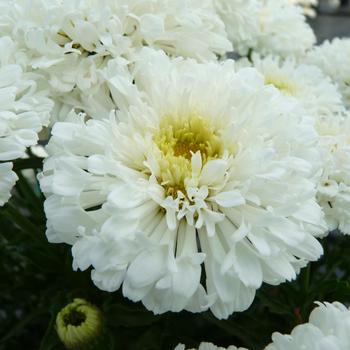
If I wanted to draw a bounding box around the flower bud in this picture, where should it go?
[56,298,102,350]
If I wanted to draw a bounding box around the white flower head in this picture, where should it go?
[0,36,52,205]
[239,55,349,235]
[316,115,350,234]
[215,0,316,58]
[255,0,316,58]
[305,38,350,109]
[175,342,248,350]
[40,48,326,319]
[238,54,345,120]
[214,0,261,55]
[265,302,350,350]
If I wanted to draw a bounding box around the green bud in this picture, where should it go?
[56,298,103,350]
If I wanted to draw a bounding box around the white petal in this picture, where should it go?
[213,190,246,207]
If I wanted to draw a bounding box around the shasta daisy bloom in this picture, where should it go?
[213,0,260,55]
[239,55,349,235]
[0,0,231,121]
[316,115,350,235]
[175,343,248,350]
[0,36,52,205]
[305,38,350,109]
[265,302,350,350]
[254,0,316,58]
[39,48,326,319]
[238,54,345,120]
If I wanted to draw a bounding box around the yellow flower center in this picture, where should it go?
[154,114,224,198]
[265,75,298,95]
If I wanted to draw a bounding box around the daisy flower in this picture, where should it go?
[213,0,260,55]
[0,36,52,205]
[39,48,326,319]
[238,54,345,120]
[305,38,350,109]
[265,302,350,350]
[255,0,316,58]
[238,55,349,234]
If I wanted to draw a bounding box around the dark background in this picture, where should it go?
[310,4,350,41]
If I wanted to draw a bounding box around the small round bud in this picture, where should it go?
[56,298,102,350]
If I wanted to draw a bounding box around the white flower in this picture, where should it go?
[214,0,315,57]
[265,302,350,350]
[0,0,231,121]
[240,55,349,235]
[255,0,316,58]
[214,0,261,55]
[0,36,52,205]
[238,54,345,120]
[175,342,248,350]
[39,48,326,319]
[118,0,232,60]
[316,115,350,234]
[305,38,350,109]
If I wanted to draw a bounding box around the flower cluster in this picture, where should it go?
[0,0,231,121]
[1,0,350,327]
